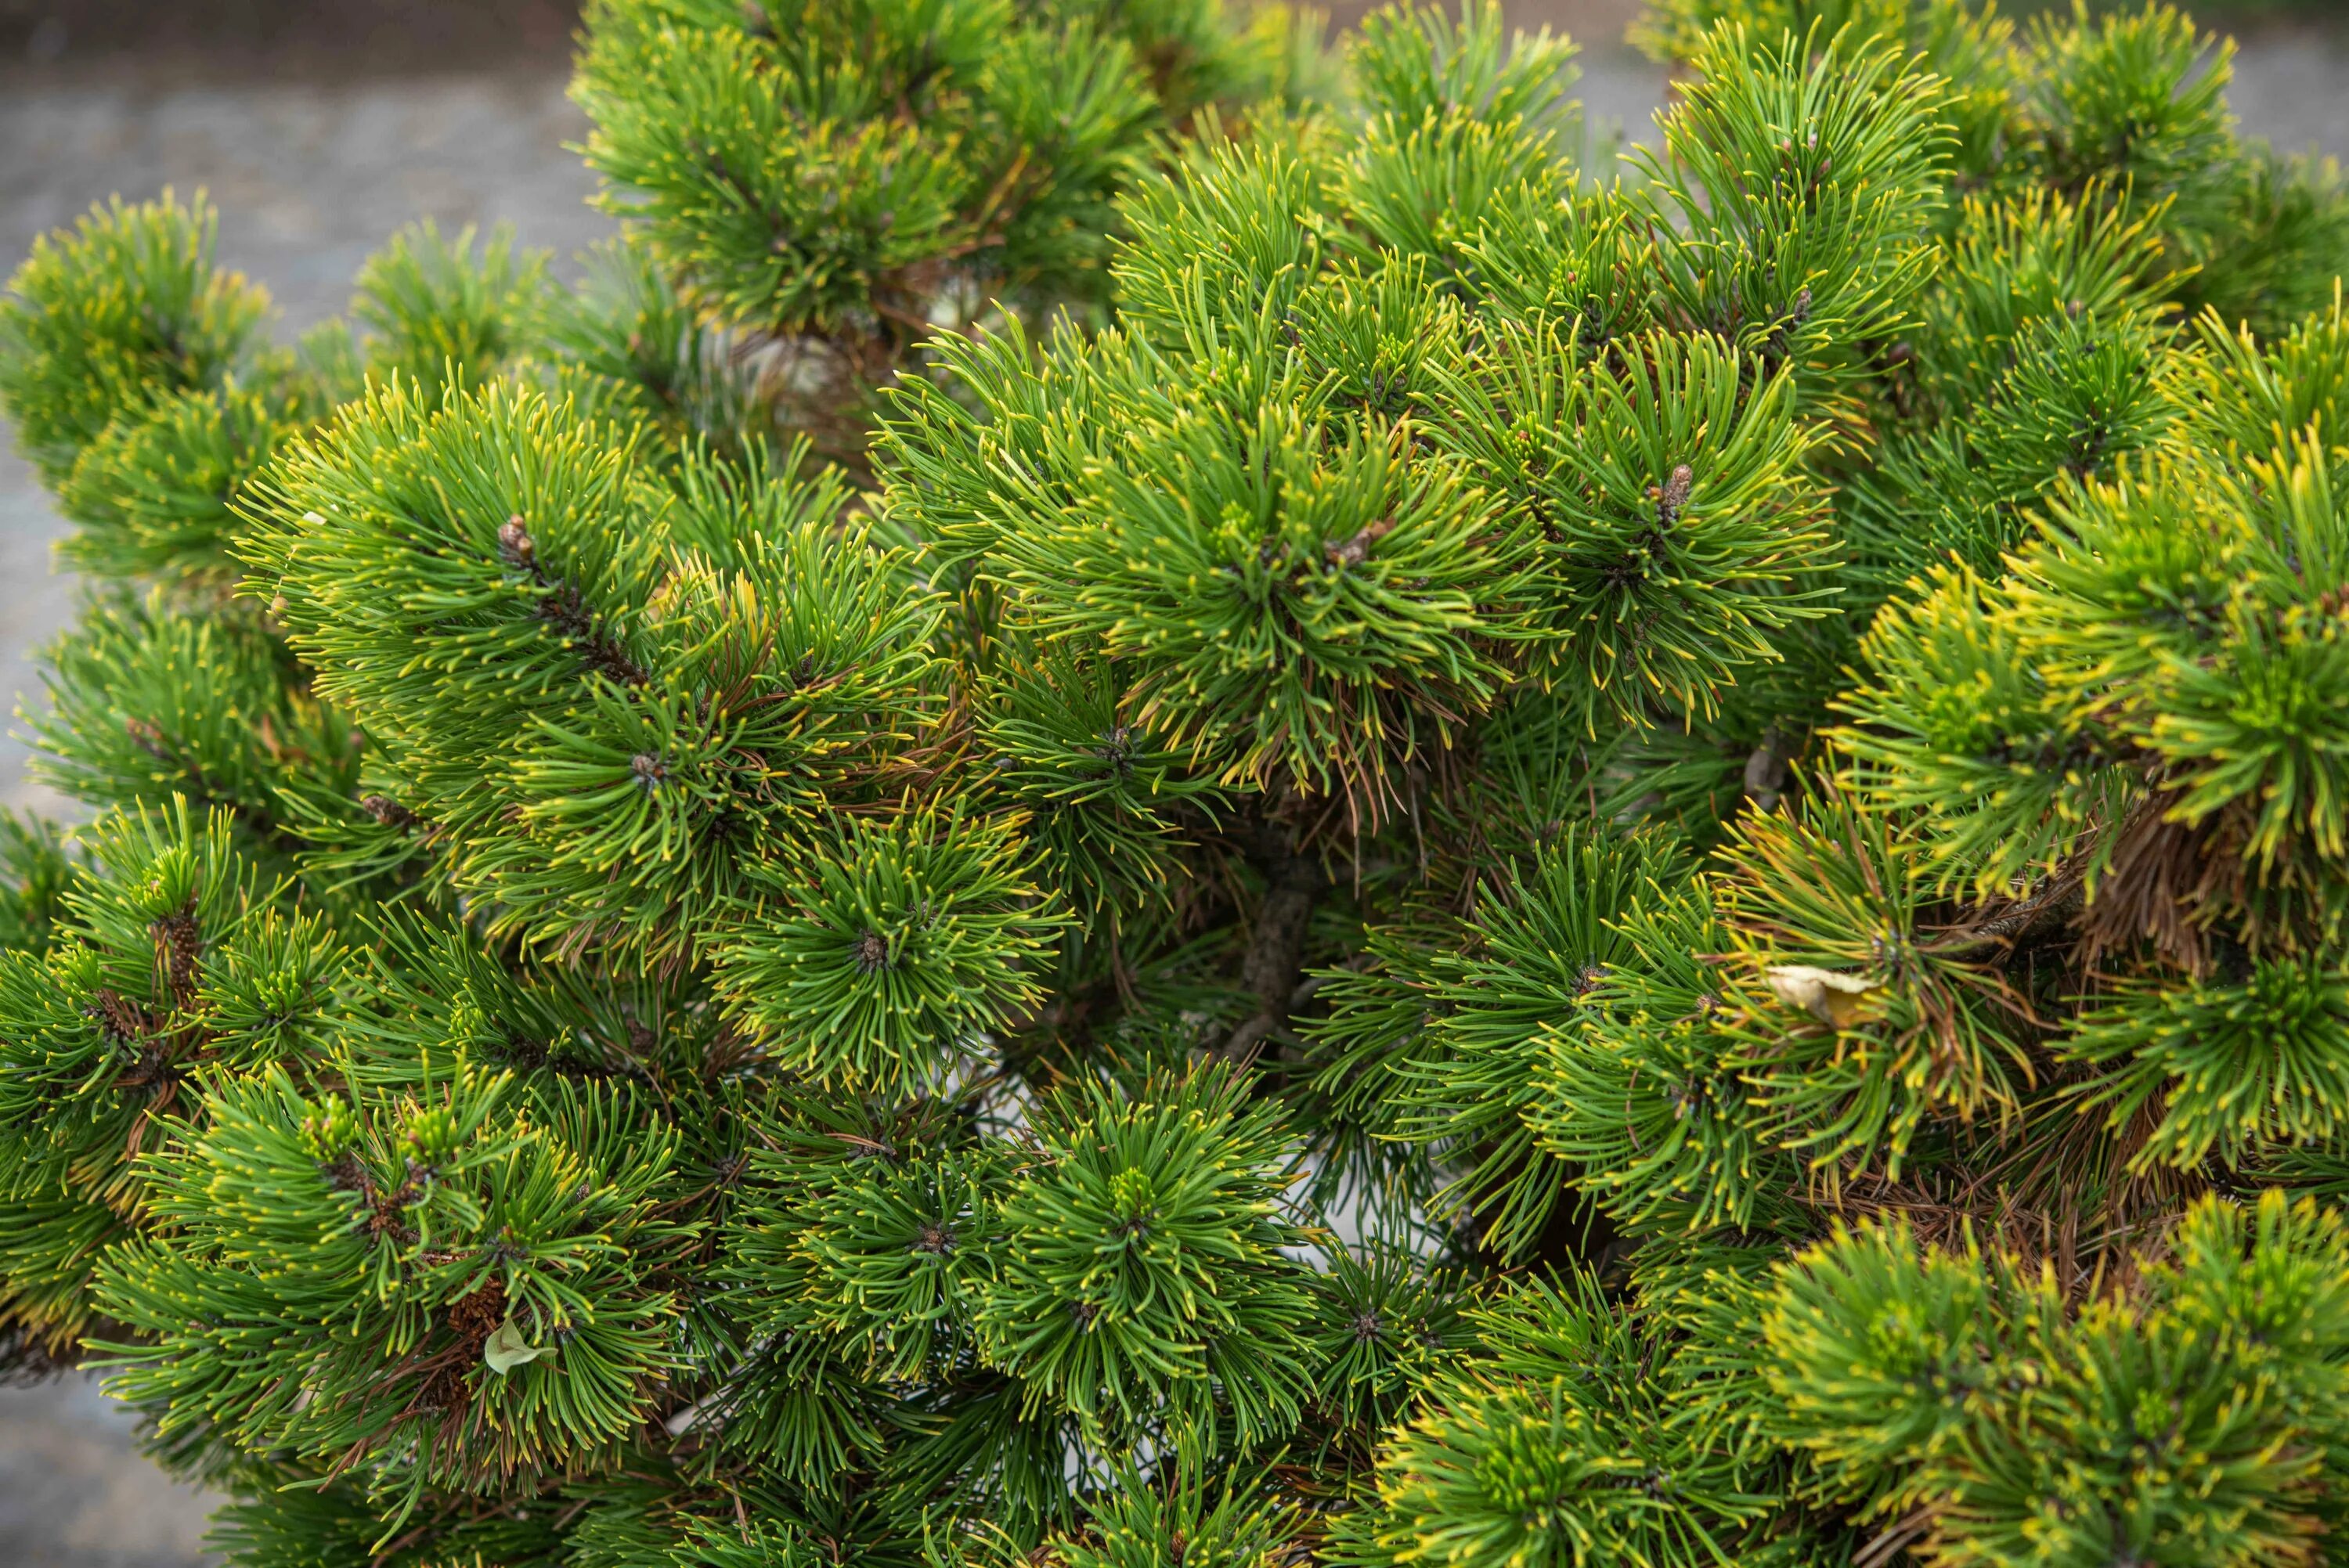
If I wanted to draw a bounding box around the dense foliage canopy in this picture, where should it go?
[5,1,2349,1564]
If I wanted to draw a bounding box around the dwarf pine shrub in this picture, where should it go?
[3,0,2348,1563]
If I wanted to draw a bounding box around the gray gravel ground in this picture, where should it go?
[0,8,2344,1563]
[0,1374,218,1568]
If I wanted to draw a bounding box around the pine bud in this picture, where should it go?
[1324,517,1395,569]
[360,794,418,828]
[497,514,536,571]
[1656,464,1694,526]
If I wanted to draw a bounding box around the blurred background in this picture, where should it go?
[0,0,2344,1561]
